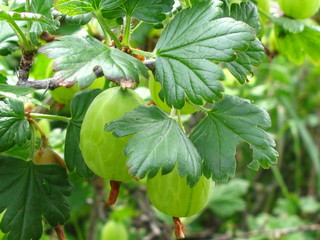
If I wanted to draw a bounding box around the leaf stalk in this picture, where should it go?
[29,113,70,122]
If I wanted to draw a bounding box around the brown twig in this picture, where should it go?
[54,225,66,240]
[18,50,35,82]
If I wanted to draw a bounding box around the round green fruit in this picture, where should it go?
[79,87,145,181]
[278,0,320,19]
[51,77,105,104]
[147,167,214,217]
[101,220,128,240]
[149,75,198,114]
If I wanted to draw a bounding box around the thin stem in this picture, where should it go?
[122,15,131,46]
[130,48,156,58]
[94,11,122,48]
[258,7,272,20]
[29,113,70,122]
[7,21,32,51]
[177,110,186,133]
[186,99,209,113]
[170,107,176,118]
[131,21,144,35]
[29,118,49,148]
[185,0,192,7]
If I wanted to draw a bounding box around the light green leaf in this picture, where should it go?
[105,105,201,186]
[155,0,257,108]
[102,0,174,23]
[209,179,249,217]
[0,99,31,152]
[274,24,320,65]
[38,35,149,89]
[54,0,126,16]
[0,10,59,29]
[0,155,72,240]
[190,95,278,181]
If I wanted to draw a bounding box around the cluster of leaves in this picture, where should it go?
[0,0,292,239]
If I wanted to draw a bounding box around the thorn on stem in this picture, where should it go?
[173,217,185,239]
[107,180,122,205]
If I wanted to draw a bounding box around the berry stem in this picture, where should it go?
[173,217,185,239]
[54,225,66,240]
[107,180,122,205]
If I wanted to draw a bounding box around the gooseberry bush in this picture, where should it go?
[1,0,319,239]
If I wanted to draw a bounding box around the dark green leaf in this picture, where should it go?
[224,1,264,84]
[0,21,19,56]
[54,0,125,16]
[155,0,257,108]
[0,99,31,152]
[39,35,149,89]
[229,1,261,34]
[30,0,58,46]
[65,13,93,25]
[103,0,174,23]
[0,84,50,109]
[274,24,320,65]
[190,95,278,182]
[105,105,201,186]
[65,89,103,178]
[0,155,72,240]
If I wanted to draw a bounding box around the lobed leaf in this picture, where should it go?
[154,0,257,109]
[38,35,149,89]
[0,155,72,240]
[105,105,201,186]
[102,0,174,23]
[189,95,278,182]
[0,21,19,56]
[65,89,103,178]
[0,99,31,152]
[223,1,265,84]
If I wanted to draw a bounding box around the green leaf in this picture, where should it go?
[155,0,257,109]
[39,35,149,89]
[0,21,19,56]
[102,0,174,23]
[30,0,58,46]
[224,1,264,84]
[209,178,249,217]
[0,99,31,152]
[189,95,278,181]
[105,105,201,186]
[274,24,320,65]
[65,13,93,25]
[0,10,59,29]
[0,84,50,109]
[65,89,103,178]
[271,16,305,34]
[54,0,126,16]
[0,155,72,240]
